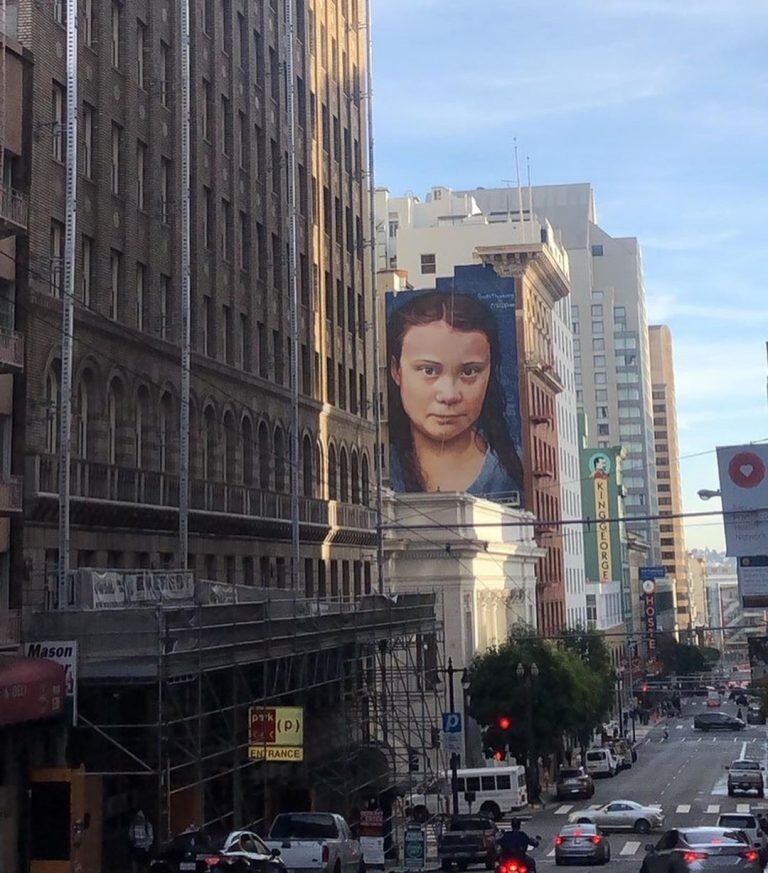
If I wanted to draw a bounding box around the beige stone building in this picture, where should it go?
[648,325,688,627]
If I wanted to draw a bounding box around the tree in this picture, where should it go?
[656,633,721,675]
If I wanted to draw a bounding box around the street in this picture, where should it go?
[517,700,768,871]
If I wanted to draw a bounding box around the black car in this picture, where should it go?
[693,712,745,732]
[150,830,221,872]
[556,767,595,801]
[747,704,766,725]
[640,827,761,873]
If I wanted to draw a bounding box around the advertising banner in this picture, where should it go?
[737,555,768,609]
[581,449,623,584]
[248,706,304,762]
[717,444,768,556]
[385,264,523,505]
[24,640,78,725]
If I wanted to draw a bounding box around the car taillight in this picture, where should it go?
[555,837,564,846]
[322,845,330,865]
[204,857,223,868]
[500,864,527,873]
[590,836,602,845]
[741,851,759,862]
[683,852,709,863]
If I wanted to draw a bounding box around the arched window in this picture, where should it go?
[362,453,370,505]
[45,365,60,454]
[159,393,174,473]
[274,426,286,492]
[328,444,337,500]
[302,434,313,497]
[223,411,237,483]
[203,406,217,480]
[75,373,92,459]
[339,447,349,503]
[136,386,152,469]
[351,449,360,505]
[107,379,125,465]
[314,442,323,498]
[258,421,270,489]
[242,417,254,485]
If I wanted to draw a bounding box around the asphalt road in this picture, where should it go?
[516,701,768,873]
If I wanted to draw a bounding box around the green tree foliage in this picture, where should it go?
[465,626,616,761]
[656,632,721,675]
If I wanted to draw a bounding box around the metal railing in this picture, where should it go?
[0,182,29,232]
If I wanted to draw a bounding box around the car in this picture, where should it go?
[608,739,633,770]
[264,813,363,873]
[568,800,664,834]
[717,813,768,855]
[639,827,761,873]
[555,767,595,801]
[554,823,611,866]
[438,814,499,871]
[150,829,220,872]
[693,711,745,732]
[727,760,765,797]
[584,748,619,778]
[746,704,766,725]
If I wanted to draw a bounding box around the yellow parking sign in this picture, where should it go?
[248,706,304,762]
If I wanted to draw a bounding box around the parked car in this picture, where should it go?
[747,703,766,725]
[265,813,363,873]
[584,748,619,778]
[607,739,633,771]
[639,827,760,873]
[727,760,765,797]
[554,823,610,866]
[150,829,220,872]
[555,767,595,801]
[693,711,745,732]
[717,813,768,855]
[569,800,665,834]
[438,814,499,871]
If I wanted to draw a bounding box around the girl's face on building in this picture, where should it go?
[391,319,491,444]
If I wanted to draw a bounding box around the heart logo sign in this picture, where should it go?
[729,451,766,489]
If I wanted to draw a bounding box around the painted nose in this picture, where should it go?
[435,378,462,406]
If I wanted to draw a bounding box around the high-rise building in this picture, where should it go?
[458,184,661,566]
[648,325,689,628]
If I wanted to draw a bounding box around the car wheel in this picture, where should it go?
[635,819,651,835]
[728,787,735,797]
[480,802,501,822]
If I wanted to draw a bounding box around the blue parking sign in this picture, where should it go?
[442,712,462,733]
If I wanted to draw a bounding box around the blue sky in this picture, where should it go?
[373,0,768,550]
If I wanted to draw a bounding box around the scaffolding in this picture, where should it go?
[31,578,447,869]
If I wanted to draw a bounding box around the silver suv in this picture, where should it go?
[727,760,765,797]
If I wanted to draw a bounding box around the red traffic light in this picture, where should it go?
[497,716,511,730]
[493,751,504,761]
[641,684,649,693]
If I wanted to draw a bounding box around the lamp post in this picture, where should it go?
[516,661,539,805]
[437,658,469,817]
[615,667,624,738]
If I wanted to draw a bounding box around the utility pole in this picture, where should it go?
[58,0,79,604]
[446,658,460,817]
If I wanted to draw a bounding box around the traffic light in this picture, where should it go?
[483,715,513,760]
[497,715,512,731]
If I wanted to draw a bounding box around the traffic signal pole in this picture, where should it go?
[447,657,460,817]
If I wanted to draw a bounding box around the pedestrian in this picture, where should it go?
[128,810,154,873]
[737,706,744,721]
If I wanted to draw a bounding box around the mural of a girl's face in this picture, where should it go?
[390,319,492,445]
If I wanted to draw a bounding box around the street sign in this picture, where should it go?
[640,567,666,581]
[442,711,464,756]
[248,706,304,761]
[737,555,768,608]
[717,444,768,557]
[404,826,426,870]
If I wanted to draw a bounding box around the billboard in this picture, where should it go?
[580,447,624,584]
[737,555,768,609]
[717,444,768,556]
[385,264,524,504]
[248,706,304,762]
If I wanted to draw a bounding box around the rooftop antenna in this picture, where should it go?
[527,156,534,243]
[501,179,515,224]
[514,138,525,243]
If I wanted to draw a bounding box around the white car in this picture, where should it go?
[718,813,768,853]
[569,800,665,834]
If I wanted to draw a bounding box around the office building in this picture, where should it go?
[649,325,689,627]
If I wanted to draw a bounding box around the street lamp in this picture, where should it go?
[436,658,469,817]
[516,662,539,805]
[697,489,721,501]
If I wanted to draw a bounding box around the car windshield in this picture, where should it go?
[719,817,756,830]
[559,769,583,779]
[269,814,339,840]
[449,818,492,831]
[586,752,605,761]
[734,761,760,770]
[684,830,748,846]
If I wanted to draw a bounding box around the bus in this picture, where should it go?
[406,765,527,822]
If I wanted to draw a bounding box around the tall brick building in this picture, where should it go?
[17,0,377,604]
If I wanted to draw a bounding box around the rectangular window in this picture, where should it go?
[591,244,604,256]
[239,211,251,269]
[202,186,212,248]
[221,96,232,156]
[136,263,146,330]
[83,0,93,46]
[326,357,335,404]
[593,355,606,367]
[595,371,607,384]
[221,199,232,259]
[160,275,170,339]
[83,103,94,178]
[592,320,604,335]
[202,296,212,356]
[237,12,248,68]
[591,304,603,317]
[595,389,607,401]
[160,158,170,223]
[137,20,147,89]
[136,141,146,210]
[50,221,64,297]
[258,322,267,377]
[52,83,65,161]
[614,305,626,319]
[239,314,250,370]
[222,0,232,54]
[238,111,249,170]
[598,423,610,436]
[273,330,284,384]
[159,41,170,107]
[81,236,93,306]
[202,79,212,141]
[110,250,122,320]
[222,305,232,365]
[592,337,604,351]
[420,253,436,275]
[111,1,121,67]
[111,123,122,194]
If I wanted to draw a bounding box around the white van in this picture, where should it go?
[406,764,528,822]
[585,748,619,778]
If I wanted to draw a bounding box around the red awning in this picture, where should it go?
[0,656,66,726]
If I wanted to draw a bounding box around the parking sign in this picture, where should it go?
[442,712,463,756]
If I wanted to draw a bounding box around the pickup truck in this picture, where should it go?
[438,815,498,871]
[727,759,765,797]
[265,812,364,873]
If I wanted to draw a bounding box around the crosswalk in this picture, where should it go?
[553,802,730,817]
